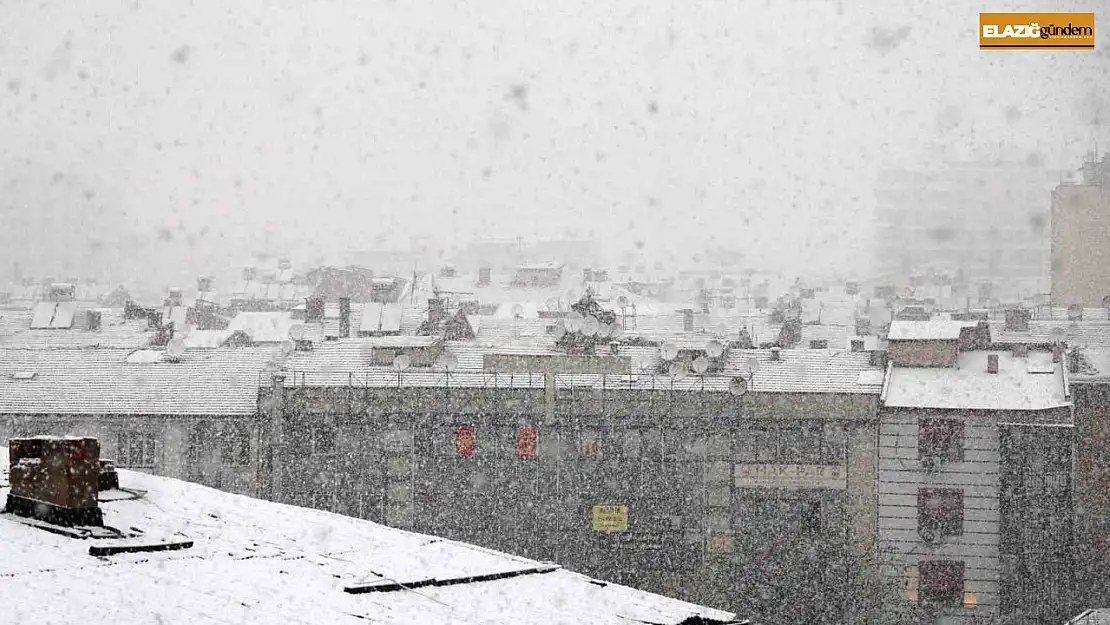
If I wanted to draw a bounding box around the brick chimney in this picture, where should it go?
[339,298,351,338]
[305,297,325,323]
[987,354,999,374]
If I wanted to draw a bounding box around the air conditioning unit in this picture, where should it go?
[921,455,942,472]
[919,527,939,544]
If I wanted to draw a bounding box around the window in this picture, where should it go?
[578,429,602,459]
[221,422,251,466]
[314,424,336,454]
[456,425,476,458]
[187,421,210,463]
[737,422,823,464]
[517,426,538,459]
[919,488,964,537]
[310,492,335,511]
[117,432,156,468]
[919,560,965,608]
[919,419,964,462]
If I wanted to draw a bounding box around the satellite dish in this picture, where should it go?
[166,338,186,359]
[729,376,748,396]
[706,340,725,358]
[661,343,679,360]
[442,352,458,372]
[669,362,688,380]
[280,339,295,355]
[1067,304,1083,321]
[617,295,629,307]
[746,357,761,374]
[512,303,525,317]
[288,324,306,341]
[597,323,612,338]
[393,354,411,371]
[581,315,599,336]
[692,356,710,375]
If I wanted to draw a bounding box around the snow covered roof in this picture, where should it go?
[1068,608,1110,625]
[0,447,736,625]
[989,320,1110,349]
[281,342,884,395]
[886,319,979,341]
[0,347,281,415]
[882,350,1070,411]
[0,308,152,349]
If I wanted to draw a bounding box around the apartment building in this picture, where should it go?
[878,320,1073,625]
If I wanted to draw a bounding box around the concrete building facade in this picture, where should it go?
[1051,153,1110,309]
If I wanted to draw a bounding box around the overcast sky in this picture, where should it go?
[1,0,1106,286]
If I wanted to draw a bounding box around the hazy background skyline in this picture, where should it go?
[1,0,1107,291]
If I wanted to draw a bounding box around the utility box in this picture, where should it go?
[5,436,104,527]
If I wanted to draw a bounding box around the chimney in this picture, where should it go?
[1004,309,1030,332]
[869,350,888,368]
[477,268,491,287]
[609,341,620,355]
[305,297,325,323]
[167,288,184,308]
[850,339,865,352]
[682,309,694,332]
[987,354,999,374]
[770,346,782,361]
[339,298,351,338]
[6,436,104,527]
[428,297,446,325]
[85,310,102,332]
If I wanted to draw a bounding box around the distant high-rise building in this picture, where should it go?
[1051,152,1110,308]
[873,161,1058,299]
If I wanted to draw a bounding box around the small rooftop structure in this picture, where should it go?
[886,319,979,341]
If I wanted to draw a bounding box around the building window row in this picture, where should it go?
[117,431,157,468]
[454,426,538,459]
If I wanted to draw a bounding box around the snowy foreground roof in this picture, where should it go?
[0,448,738,625]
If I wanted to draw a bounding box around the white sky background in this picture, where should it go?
[0,0,1106,286]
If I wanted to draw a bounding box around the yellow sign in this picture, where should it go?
[980,13,1094,50]
[592,504,628,532]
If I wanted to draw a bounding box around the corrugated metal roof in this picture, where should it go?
[0,347,278,415]
[883,351,1069,411]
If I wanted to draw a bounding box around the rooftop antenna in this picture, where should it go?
[441,351,458,391]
